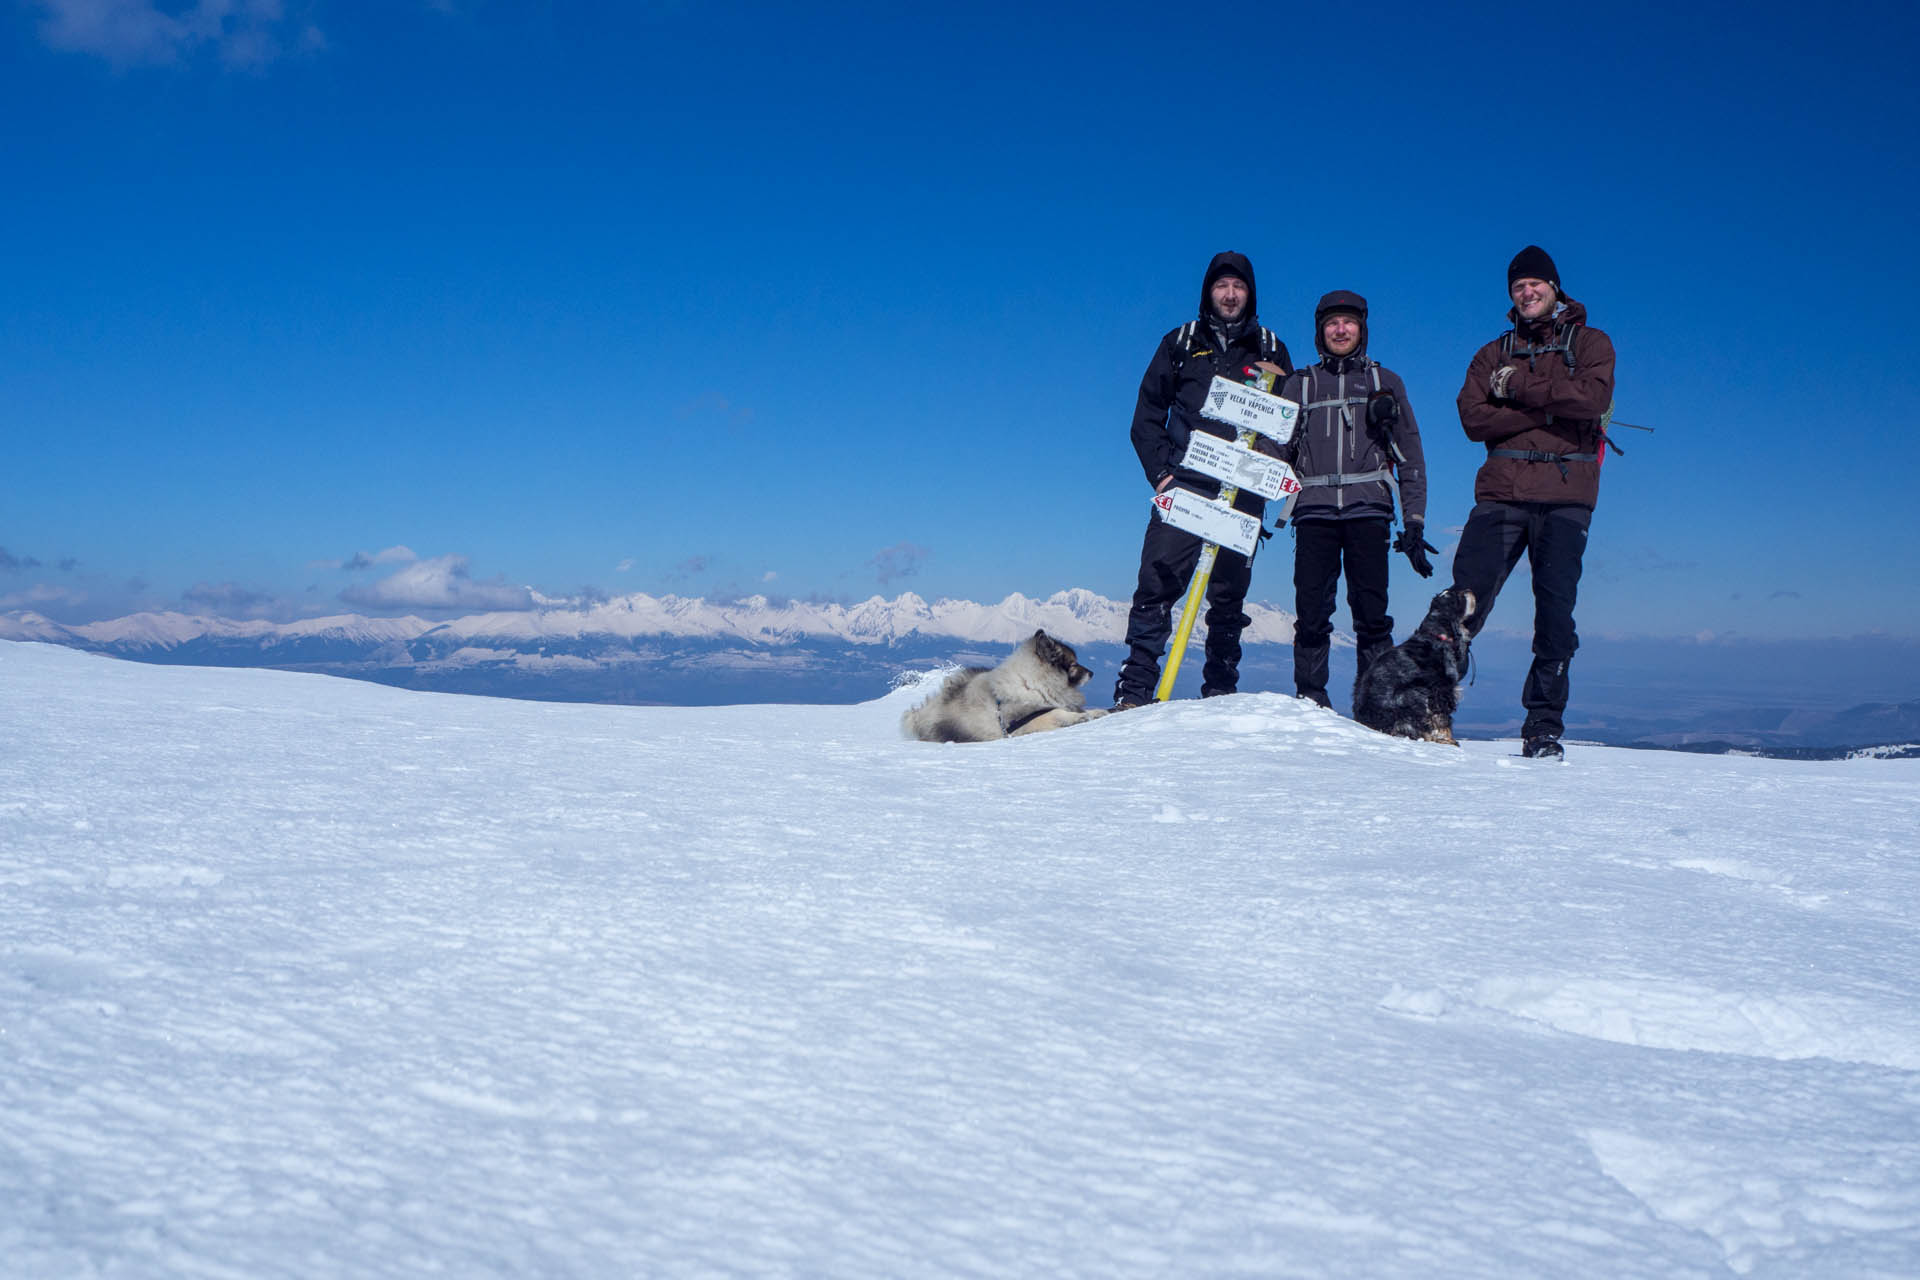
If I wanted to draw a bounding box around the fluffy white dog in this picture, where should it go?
[902,630,1109,743]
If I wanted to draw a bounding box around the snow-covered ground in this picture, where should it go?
[4,639,1918,1278]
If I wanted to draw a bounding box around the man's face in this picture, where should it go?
[1510,276,1558,322]
[1321,313,1361,356]
[1209,275,1249,322]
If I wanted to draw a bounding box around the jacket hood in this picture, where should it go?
[1199,251,1258,326]
[1313,289,1369,360]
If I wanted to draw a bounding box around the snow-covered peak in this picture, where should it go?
[272,614,435,643]
[3,589,1298,653]
[72,611,279,648]
[0,610,73,643]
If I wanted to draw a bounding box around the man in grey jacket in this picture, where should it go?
[1275,291,1432,707]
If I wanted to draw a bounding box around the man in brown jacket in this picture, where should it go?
[1451,246,1616,760]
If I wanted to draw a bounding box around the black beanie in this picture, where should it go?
[1507,245,1560,291]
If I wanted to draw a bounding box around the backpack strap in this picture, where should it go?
[1488,447,1598,481]
[1501,323,1579,374]
[1173,320,1281,375]
[1164,320,1198,377]
[1558,322,1580,375]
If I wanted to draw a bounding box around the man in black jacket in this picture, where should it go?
[1113,252,1292,708]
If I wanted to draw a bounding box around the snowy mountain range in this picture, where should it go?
[6,591,1918,752]
[0,588,1295,653]
[0,589,1301,707]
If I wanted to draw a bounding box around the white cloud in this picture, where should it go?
[0,583,87,610]
[32,0,322,69]
[870,542,929,585]
[340,555,533,613]
[182,581,276,614]
[313,544,419,572]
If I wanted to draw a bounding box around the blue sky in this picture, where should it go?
[5,0,1917,641]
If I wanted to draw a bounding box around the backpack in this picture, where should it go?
[1497,321,1623,461]
[1287,359,1404,515]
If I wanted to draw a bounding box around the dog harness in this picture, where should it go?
[1002,708,1049,734]
[1416,629,1476,687]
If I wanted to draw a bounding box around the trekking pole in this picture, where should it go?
[1596,401,1653,458]
[1601,402,1654,432]
[1154,370,1292,703]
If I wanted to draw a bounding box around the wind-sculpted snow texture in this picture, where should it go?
[3,640,1918,1277]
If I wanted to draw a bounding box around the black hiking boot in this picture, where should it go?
[1293,642,1331,709]
[1522,735,1564,760]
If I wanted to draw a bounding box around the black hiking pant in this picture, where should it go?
[1291,517,1393,703]
[1450,500,1592,740]
[1115,510,1255,703]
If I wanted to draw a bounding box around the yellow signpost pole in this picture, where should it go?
[1154,423,1260,703]
[1151,368,1292,703]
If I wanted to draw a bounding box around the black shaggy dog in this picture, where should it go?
[1352,588,1477,744]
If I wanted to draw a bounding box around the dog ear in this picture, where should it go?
[1032,630,1069,667]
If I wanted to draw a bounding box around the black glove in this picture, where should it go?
[1394,524,1437,578]
[1366,389,1407,461]
[1365,390,1400,433]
